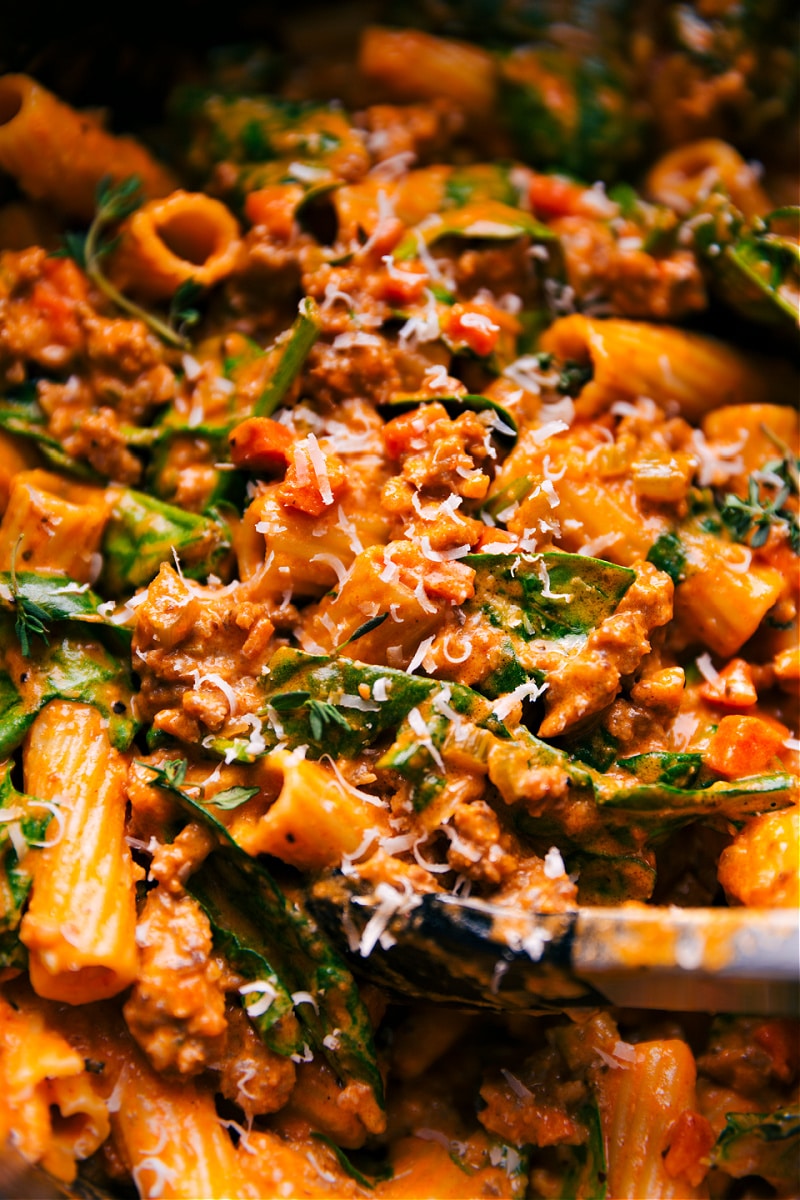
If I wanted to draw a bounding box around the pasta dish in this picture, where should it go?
[0,3,797,1197]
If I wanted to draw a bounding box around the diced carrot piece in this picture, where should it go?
[445,304,500,356]
[663,1110,715,1188]
[704,714,789,778]
[228,417,294,472]
[361,216,406,260]
[528,172,587,218]
[753,1019,800,1084]
[374,260,428,304]
[244,184,304,239]
[699,657,758,707]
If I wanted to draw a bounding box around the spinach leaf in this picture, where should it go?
[0,762,51,966]
[140,760,384,1112]
[562,1103,607,1200]
[0,618,139,756]
[712,1110,800,1185]
[310,1134,394,1190]
[462,552,634,697]
[0,571,131,658]
[646,531,687,584]
[394,200,555,261]
[101,489,231,594]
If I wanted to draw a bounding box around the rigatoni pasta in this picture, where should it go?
[0,75,176,220]
[108,192,243,301]
[20,701,138,1004]
[0,7,797,1200]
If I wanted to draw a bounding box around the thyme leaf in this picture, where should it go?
[719,461,800,554]
[206,785,259,810]
[9,540,50,657]
[57,176,200,351]
[335,612,388,651]
[137,757,190,794]
[137,761,257,813]
[306,699,352,743]
[169,278,204,335]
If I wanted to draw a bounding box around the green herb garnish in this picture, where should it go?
[206,785,260,811]
[9,541,50,656]
[57,176,202,351]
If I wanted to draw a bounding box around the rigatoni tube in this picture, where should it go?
[0,74,176,221]
[646,139,771,219]
[108,190,242,300]
[540,314,796,420]
[20,700,138,1004]
[598,1039,710,1199]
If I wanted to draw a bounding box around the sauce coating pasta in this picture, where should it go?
[0,5,797,1198]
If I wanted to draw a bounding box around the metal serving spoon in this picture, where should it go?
[310,875,800,1016]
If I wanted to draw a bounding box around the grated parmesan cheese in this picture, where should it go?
[239,979,278,1018]
[368,151,416,180]
[407,707,445,769]
[695,652,720,684]
[331,330,383,350]
[354,880,422,956]
[338,693,381,712]
[291,990,319,1013]
[27,799,65,849]
[413,581,438,615]
[500,1068,533,1100]
[578,532,622,558]
[190,670,237,716]
[534,557,572,600]
[529,419,569,444]
[406,635,435,675]
[440,633,472,664]
[305,433,334,505]
[491,678,548,721]
[543,846,566,879]
[398,288,440,345]
[310,552,350,588]
[419,536,471,562]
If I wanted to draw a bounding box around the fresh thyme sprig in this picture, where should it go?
[9,540,50,657]
[56,176,201,351]
[718,427,800,554]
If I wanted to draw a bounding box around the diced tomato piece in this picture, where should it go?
[445,304,500,356]
[244,185,304,239]
[704,713,789,778]
[528,172,587,218]
[663,1110,715,1187]
[228,417,295,472]
[374,260,428,304]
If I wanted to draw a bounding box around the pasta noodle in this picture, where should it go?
[19,702,139,1004]
[108,192,243,300]
[0,7,797,1199]
[0,75,176,220]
